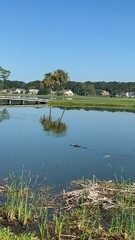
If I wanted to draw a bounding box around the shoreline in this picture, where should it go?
[1,95,135,112]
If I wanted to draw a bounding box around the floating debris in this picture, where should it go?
[61,179,135,211]
[104,154,111,158]
[0,185,9,194]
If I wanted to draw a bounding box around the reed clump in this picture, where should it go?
[0,175,134,239]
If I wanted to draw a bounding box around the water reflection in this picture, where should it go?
[60,107,135,113]
[40,108,67,136]
[0,109,10,123]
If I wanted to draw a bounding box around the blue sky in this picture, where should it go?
[1,0,135,83]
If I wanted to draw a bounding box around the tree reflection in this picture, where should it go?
[0,109,10,123]
[40,108,67,136]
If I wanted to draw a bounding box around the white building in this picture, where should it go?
[126,92,135,98]
[15,88,26,94]
[64,89,74,96]
[29,89,39,95]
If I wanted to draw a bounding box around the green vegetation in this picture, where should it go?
[1,64,135,97]
[49,96,135,112]
[1,93,135,112]
[40,108,67,136]
[0,228,38,240]
[64,80,135,96]
[0,66,11,90]
[41,69,69,98]
[2,79,135,97]
[0,173,135,239]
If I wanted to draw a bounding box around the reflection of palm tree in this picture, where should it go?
[0,109,10,123]
[40,108,67,136]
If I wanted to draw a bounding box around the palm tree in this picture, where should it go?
[53,70,69,99]
[41,72,54,99]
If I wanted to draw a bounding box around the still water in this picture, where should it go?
[0,107,135,188]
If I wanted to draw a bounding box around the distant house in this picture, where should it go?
[8,89,14,94]
[51,90,56,95]
[29,89,39,95]
[63,89,74,96]
[0,89,8,94]
[117,92,126,97]
[101,90,110,97]
[15,88,26,94]
[126,92,135,98]
[126,92,130,97]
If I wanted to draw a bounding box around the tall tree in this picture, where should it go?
[41,72,54,99]
[53,69,69,99]
[41,69,69,99]
[0,66,11,90]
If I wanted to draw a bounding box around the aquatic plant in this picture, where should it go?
[0,174,134,239]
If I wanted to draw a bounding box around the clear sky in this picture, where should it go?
[1,0,135,83]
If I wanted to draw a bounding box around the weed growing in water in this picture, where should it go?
[0,173,134,239]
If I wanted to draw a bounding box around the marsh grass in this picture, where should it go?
[54,208,65,240]
[0,227,39,240]
[0,174,135,239]
[38,206,49,240]
[49,96,135,112]
[3,172,35,226]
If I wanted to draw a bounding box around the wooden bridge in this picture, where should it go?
[0,96,49,105]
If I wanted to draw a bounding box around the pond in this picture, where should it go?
[0,106,135,189]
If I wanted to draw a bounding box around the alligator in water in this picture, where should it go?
[69,144,88,149]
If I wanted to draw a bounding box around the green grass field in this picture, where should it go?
[49,95,135,112]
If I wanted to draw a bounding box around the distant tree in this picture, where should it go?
[38,86,50,95]
[4,80,26,89]
[26,80,41,90]
[0,66,11,90]
[82,82,96,95]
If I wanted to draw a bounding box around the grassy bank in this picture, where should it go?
[0,174,135,239]
[49,96,135,112]
[1,94,135,112]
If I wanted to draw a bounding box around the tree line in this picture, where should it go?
[0,66,135,96]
